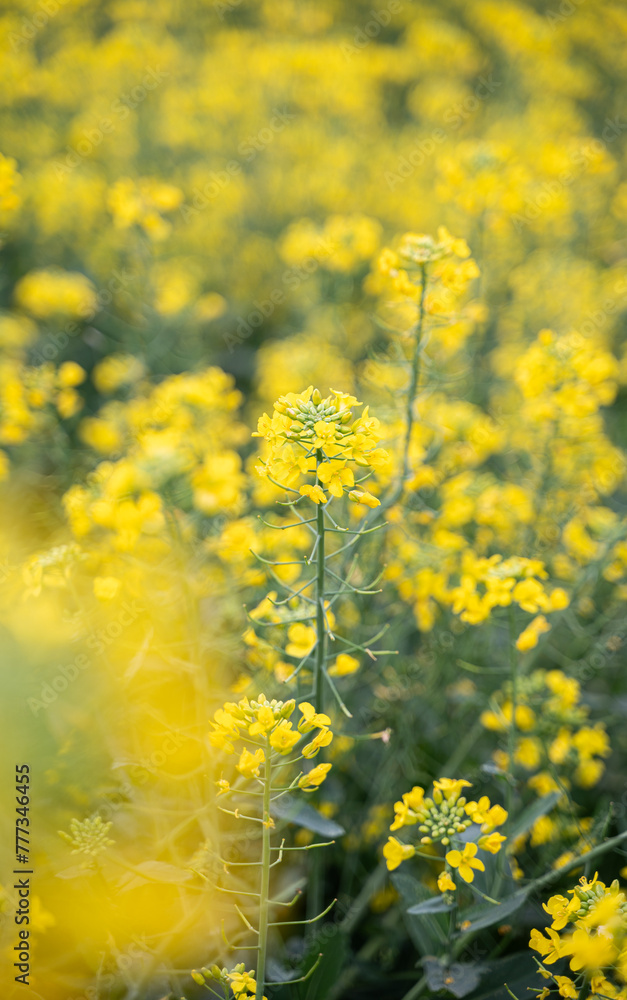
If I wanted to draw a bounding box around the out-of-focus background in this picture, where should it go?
[2,1,627,998]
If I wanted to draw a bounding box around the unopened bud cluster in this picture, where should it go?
[417,790,473,846]
[58,815,115,857]
[253,386,387,501]
[274,387,355,440]
[574,877,627,915]
[191,963,264,1000]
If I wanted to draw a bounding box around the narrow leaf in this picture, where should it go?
[271,795,345,837]
[508,793,560,842]
[458,888,529,933]
[407,895,454,915]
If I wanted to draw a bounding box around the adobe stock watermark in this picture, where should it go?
[29,267,136,365]
[385,75,501,190]
[341,1,404,60]
[53,66,169,179]
[546,0,586,28]
[179,108,295,222]
[27,600,145,715]
[512,121,627,231]
[66,935,156,1000]
[576,278,627,339]
[0,556,18,586]
[214,0,242,19]
[223,238,336,352]
[8,0,71,51]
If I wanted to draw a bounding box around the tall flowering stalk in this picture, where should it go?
[369,228,479,511]
[252,387,390,925]
[252,386,390,715]
[193,694,335,1000]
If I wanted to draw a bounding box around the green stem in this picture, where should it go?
[382,262,428,514]
[255,738,272,1000]
[494,609,518,896]
[448,889,458,963]
[399,974,427,1000]
[314,450,326,714]
[506,607,518,833]
[401,263,427,487]
[308,453,327,930]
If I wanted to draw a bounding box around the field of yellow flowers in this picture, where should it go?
[2,1,627,998]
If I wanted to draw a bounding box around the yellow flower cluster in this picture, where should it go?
[209,693,333,778]
[450,554,569,628]
[482,669,611,793]
[107,176,183,241]
[192,964,267,1000]
[370,226,479,303]
[364,228,482,383]
[530,875,627,998]
[254,386,387,505]
[280,214,381,273]
[15,268,98,319]
[373,308,625,634]
[63,367,246,551]
[515,329,619,421]
[383,777,507,891]
[386,542,569,633]
[0,153,21,226]
[0,359,86,460]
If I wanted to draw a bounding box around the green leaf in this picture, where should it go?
[407,895,454,915]
[423,957,486,998]
[271,795,345,837]
[55,865,92,879]
[117,861,194,892]
[302,927,348,1000]
[391,872,448,955]
[460,952,539,1000]
[508,793,560,842]
[457,888,529,933]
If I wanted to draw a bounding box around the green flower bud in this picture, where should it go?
[280,699,296,718]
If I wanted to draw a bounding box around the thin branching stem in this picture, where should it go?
[255,736,272,1000]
